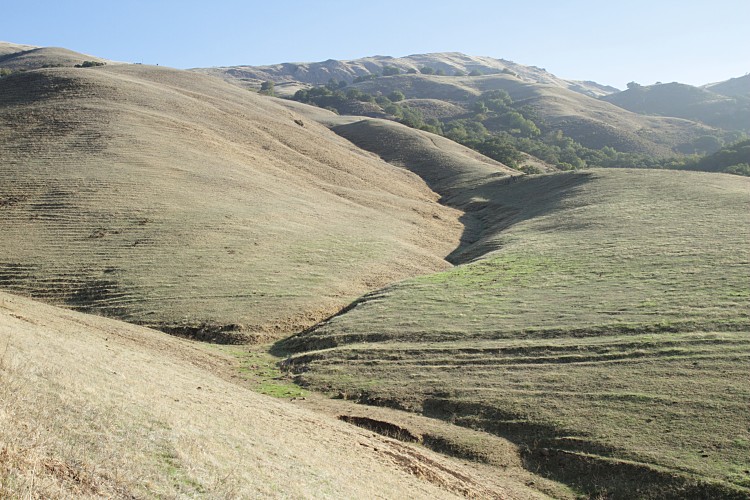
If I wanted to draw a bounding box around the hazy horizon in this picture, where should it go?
[5,0,750,89]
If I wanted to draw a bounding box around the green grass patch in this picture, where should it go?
[279,169,750,498]
[223,347,308,399]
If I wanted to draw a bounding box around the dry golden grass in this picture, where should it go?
[0,290,562,499]
[0,42,109,71]
[0,63,464,340]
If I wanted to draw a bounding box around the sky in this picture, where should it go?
[4,0,749,89]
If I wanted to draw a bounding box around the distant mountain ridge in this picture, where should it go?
[601,81,750,132]
[704,73,750,98]
[192,51,620,98]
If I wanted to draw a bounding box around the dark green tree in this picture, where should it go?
[388,90,405,102]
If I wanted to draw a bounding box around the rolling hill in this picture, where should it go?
[0,42,109,71]
[0,290,554,499]
[279,168,750,498]
[0,60,473,341]
[196,53,729,159]
[193,52,619,98]
[350,73,719,156]
[704,74,750,99]
[3,41,749,498]
[601,82,750,134]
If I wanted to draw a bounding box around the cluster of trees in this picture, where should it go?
[672,139,750,176]
[287,78,748,175]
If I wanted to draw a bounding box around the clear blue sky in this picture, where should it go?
[5,0,749,89]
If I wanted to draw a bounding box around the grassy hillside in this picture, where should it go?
[192,51,618,97]
[279,169,750,498]
[706,74,750,99]
[602,82,750,134]
[0,64,463,340]
[347,73,720,158]
[1,291,552,498]
[0,44,108,71]
[289,73,726,176]
[0,42,36,57]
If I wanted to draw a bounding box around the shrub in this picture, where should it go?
[382,66,400,76]
[75,60,105,68]
[259,81,275,96]
[353,73,378,83]
[725,163,750,176]
[388,90,405,102]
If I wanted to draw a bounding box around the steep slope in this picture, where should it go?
[0,64,463,340]
[192,51,618,97]
[602,82,750,133]
[280,169,750,498]
[0,291,549,499]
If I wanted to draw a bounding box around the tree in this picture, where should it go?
[382,66,400,76]
[468,69,482,76]
[473,101,489,115]
[481,89,512,105]
[420,67,435,75]
[260,81,275,96]
[375,95,392,106]
[346,88,363,100]
[454,70,466,76]
[626,81,642,90]
[474,137,523,168]
[388,90,405,102]
[406,68,418,74]
[399,107,425,129]
[435,68,446,76]
[384,104,404,119]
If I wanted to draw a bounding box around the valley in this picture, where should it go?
[1,41,748,499]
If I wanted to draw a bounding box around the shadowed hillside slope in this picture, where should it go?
[280,169,750,498]
[602,82,750,133]
[705,74,750,98]
[0,64,464,340]
[0,291,552,499]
